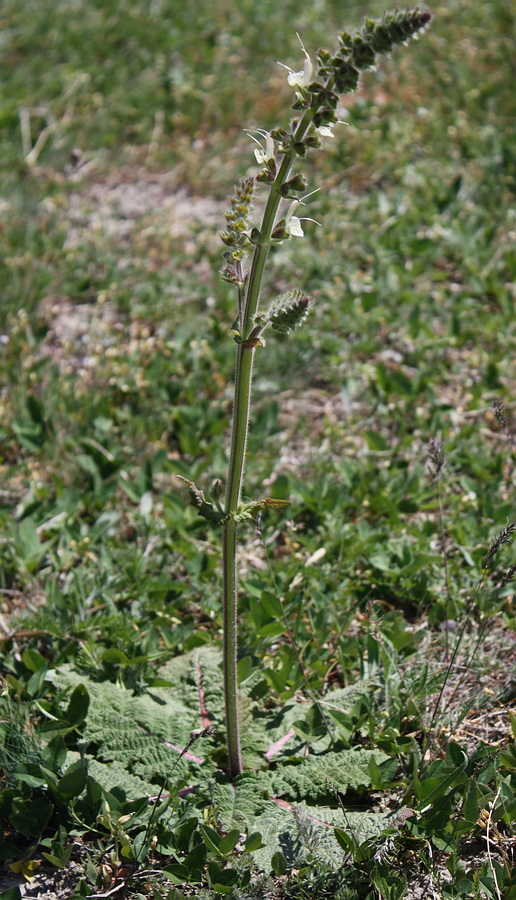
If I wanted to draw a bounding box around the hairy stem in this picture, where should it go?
[222,345,253,777]
[221,111,314,777]
[222,517,242,777]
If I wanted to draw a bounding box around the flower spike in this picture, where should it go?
[214,7,433,779]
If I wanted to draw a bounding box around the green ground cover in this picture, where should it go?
[0,0,515,897]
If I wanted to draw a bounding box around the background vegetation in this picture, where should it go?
[0,0,515,898]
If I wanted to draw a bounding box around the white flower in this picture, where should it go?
[278,33,313,89]
[285,212,305,237]
[315,125,335,138]
[285,197,321,238]
[246,128,275,165]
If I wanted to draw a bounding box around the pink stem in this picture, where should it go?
[161,740,204,764]
[265,728,296,759]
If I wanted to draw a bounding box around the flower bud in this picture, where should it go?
[313,109,337,128]
[256,169,275,183]
[312,87,338,109]
[220,177,255,251]
[278,134,294,154]
[271,220,289,240]
[333,59,360,93]
[317,48,332,63]
[338,31,353,51]
[292,96,311,111]
[210,479,223,501]
[220,265,239,284]
[304,135,322,149]
[351,36,377,69]
[280,173,308,197]
[270,127,289,141]
[362,9,432,56]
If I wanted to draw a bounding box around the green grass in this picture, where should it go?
[1,0,515,898]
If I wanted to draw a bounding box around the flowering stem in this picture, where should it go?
[222,102,323,776]
[242,112,313,334]
[223,346,254,775]
[218,8,432,778]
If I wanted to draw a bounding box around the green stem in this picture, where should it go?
[222,517,242,777]
[222,343,253,777]
[221,107,315,778]
[242,109,315,335]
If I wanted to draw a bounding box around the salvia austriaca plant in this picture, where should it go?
[178,7,433,777]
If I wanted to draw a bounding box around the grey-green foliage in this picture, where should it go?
[271,747,387,803]
[68,753,155,799]
[212,774,389,871]
[48,647,390,870]
[211,750,387,823]
[49,647,221,796]
[212,752,390,870]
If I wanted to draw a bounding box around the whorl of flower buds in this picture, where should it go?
[276,8,432,159]
[308,8,433,106]
[220,177,255,257]
[337,8,433,76]
[265,290,315,334]
[365,8,433,52]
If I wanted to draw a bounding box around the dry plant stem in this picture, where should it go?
[222,112,314,777]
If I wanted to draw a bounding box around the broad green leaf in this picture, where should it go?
[218,829,240,855]
[260,591,283,620]
[131,831,151,864]
[42,735,67,771]
[162,864,189,884]
[271,851,287,876]
[237,656,253,684]
[463,781,479,824]
[259,622,285,638]
[199,825,221,854]
[184,842,206,876]
[12,764,46,788]
[10,801,53,838]
[499,744,516,771]
[364,430,388,451]
[22,649,48,673]
[102,648,129,665]
[41,846,72,868]
[57,764,87,799]
[66,684,90,725]
[245,832,264,852]
[212,869,239,893]
[334,827,354,853]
